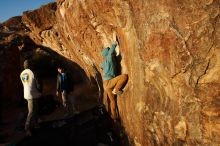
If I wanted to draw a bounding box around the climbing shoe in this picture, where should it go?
[112,89,123,95]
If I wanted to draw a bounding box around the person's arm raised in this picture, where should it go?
[108,42,117,54]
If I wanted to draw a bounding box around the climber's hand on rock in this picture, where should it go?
[113,31,117,42]
[113,40,118,46]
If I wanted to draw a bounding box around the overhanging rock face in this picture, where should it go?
[21,0,220,145]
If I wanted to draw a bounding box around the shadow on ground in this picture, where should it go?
[15,106,121,146]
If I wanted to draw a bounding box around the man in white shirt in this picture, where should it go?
[20,60,41,136]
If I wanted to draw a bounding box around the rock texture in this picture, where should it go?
[0,35,22,102]
[2,0,220,145]
[0,16,26,102]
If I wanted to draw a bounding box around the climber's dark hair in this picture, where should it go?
[23,59,29,69]
[57,63,65,70]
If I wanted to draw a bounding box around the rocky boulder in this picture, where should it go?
[2,0,220,145]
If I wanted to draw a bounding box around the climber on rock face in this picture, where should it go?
[101,32,128,121]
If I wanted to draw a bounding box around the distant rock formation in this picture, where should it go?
[1,0,220,145]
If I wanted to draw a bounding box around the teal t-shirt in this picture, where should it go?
[101,43,117,80]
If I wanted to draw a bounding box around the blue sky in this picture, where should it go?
[0,0,55,23]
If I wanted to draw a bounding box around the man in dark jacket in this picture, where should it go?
[56,65,72,113]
